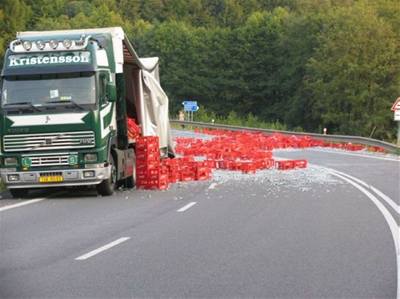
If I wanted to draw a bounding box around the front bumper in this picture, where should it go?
[0,164,111,189]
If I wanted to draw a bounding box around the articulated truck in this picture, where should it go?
[0,27,174,197]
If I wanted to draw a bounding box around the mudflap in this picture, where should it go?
[112,148,135,181]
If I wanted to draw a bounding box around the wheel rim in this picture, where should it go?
[111,160,117,185]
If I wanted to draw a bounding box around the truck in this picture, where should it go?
[0,27,174,197]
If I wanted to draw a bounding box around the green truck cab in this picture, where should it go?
[0,27,173,197]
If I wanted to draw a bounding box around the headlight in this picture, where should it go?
[4,157,17,166]
[83,170,95,178]
[7,174,20,181]
[49,40,58,49]
[63,40,72,49]
[84,153,97,163]
[36,40,45,50]
[23,41,32,51]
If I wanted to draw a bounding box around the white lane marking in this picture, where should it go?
[309,148,399,162]
[370,186,400,215]
[177,202,197,212]
[208,183,218,189]
[329,171,400,299]
[330,169,399,215]
[0,197,46,212]
[75,237,130,261]
[0,191,65,212]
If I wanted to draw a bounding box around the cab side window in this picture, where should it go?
[98,72,108,104]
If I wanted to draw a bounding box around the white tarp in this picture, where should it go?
[140,69,173,153]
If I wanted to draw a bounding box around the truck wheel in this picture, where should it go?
[96,155,117,196]
[125,154,136,189]
[9,188,29,199]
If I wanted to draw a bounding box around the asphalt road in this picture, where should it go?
[0,144,398,298]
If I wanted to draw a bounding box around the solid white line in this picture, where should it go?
[177,202,197,212]
[309,148,399,162]
[75,237,130,261]
[208,183,218,189]
[330,169,399,215]
[0,197,46,212]
[329,171,400,299]
[370,186,400,214]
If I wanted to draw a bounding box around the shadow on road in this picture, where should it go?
[0,186,99,201]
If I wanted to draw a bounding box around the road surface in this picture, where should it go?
[0,139,398,298]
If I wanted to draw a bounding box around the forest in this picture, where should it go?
[0,0,399,141]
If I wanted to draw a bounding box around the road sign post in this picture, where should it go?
[182,100,199,123]
[391,97,400,146]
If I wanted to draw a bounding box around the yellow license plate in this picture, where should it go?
[39,175,64,183]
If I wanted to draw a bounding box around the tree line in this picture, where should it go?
[0,0,399,141]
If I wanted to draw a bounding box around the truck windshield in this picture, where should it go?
[1,72,96,108]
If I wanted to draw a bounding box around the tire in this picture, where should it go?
[9,188,29,199]
[125,153,136,189]
[96,155,117,196]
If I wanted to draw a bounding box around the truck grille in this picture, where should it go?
[3,131,95,152]
[29,154,71,167]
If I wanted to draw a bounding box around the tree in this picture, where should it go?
[305,2,400,139]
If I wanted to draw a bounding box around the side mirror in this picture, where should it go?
[106,82,116,102]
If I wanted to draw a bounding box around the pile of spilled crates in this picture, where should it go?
[194,128,385,153]
[135,136,212,190]
[175,131,309,175]
[134,127,384,190]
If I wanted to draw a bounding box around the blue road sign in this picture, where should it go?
[185,105,199,112]
[183,100,199,112]
[182,100,197,106]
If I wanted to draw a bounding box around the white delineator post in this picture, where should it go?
[391,97,400,146]
[397,120,400,146]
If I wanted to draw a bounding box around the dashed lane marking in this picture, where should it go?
[208,183,218,189]
[75,237,131,261]
[0,191,65,212]
[0,198,47,212]
[177,202,197,212]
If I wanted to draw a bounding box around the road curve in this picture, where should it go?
[0,139,398,298]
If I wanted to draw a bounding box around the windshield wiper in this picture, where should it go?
[45,100,85,110]
[4,102,41,112]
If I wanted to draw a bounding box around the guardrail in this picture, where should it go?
[171,120,400,154]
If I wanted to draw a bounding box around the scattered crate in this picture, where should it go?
[275,160,295,170]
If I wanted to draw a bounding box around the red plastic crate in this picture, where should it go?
[205,159,217,168]
[241,162,256,174]
[168,174,180,183]
[293,160,307,168]
[195,166,211,180]
[136,151,160,161]
[137,178,169,190]
[180,167,196,181]
[275,160,295,170]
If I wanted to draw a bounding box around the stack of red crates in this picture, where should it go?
[161,158,180,183]
[127,118,141,140]
[136,136,169,190]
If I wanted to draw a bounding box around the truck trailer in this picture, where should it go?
[0,27,174,197]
